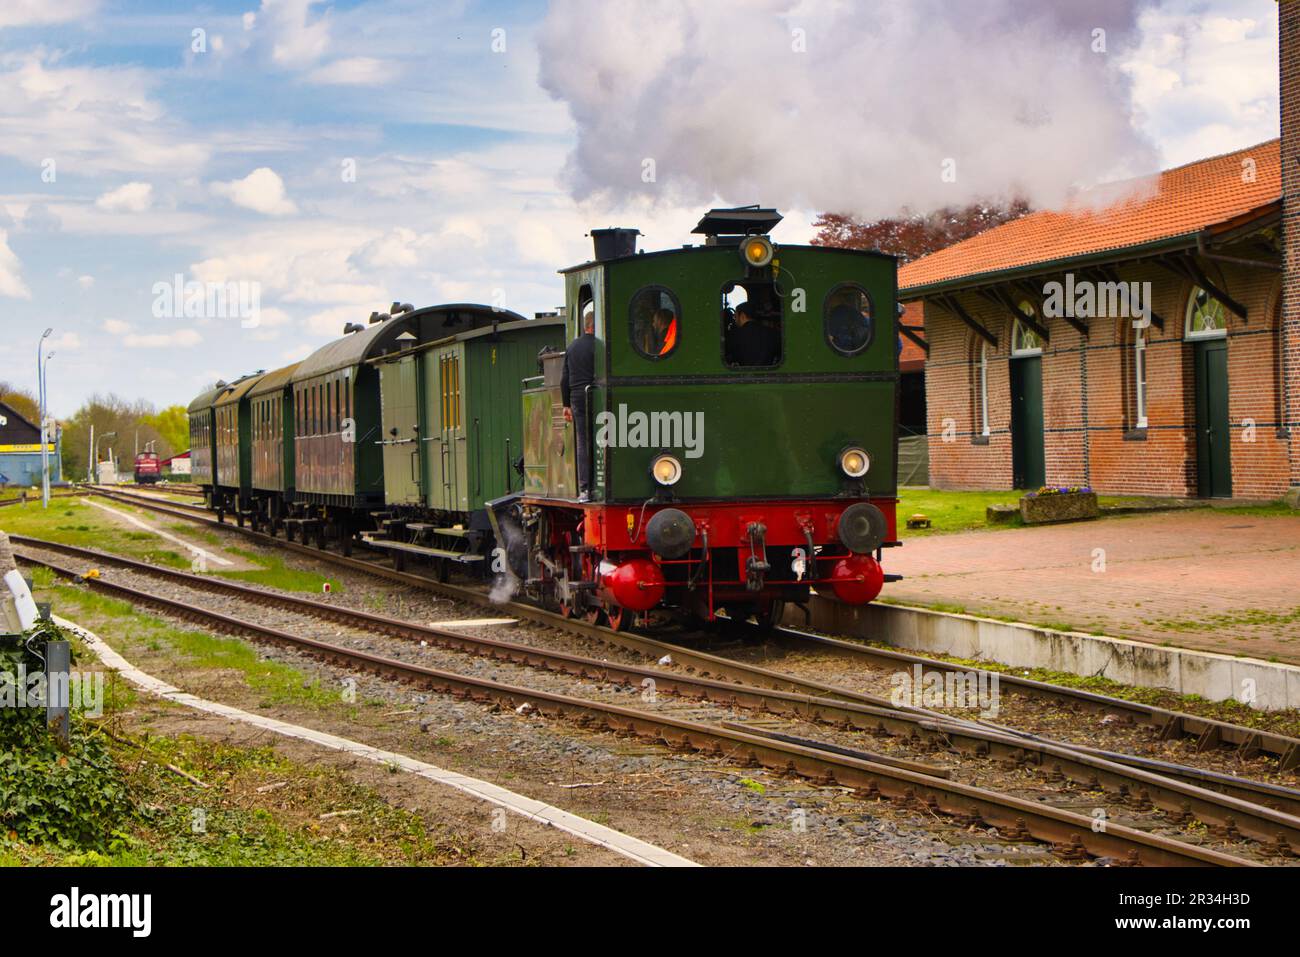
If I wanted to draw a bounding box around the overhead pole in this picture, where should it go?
[37,328,51,508]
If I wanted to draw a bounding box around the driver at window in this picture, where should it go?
[725,302,778,366]
[646,308,677,356]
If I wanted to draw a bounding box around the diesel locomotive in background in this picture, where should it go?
[187,207,900,628]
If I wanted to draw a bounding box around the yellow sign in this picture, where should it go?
[0,443,55,453]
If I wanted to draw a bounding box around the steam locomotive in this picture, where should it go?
[187,207,900,627]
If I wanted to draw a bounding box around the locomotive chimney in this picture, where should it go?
[590,227,640,261]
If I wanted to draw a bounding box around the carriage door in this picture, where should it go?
[380,355,422,504]
[425,344,467,513]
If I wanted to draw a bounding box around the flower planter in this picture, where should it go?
[1019,490,1099,525]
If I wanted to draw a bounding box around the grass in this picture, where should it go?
[896,487,1298,537]
[0,732,491,867]
[37,579,341,711]
[217,547,342,594]
[0,501,195,568]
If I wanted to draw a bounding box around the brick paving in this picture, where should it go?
[884,510,1300,664]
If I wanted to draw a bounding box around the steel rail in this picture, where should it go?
[22,549,1257,867]
[78,486,1300,776]
[17,536,1300,857]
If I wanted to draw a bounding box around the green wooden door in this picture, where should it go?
[424,345,467,513]
[1194,339,1232,498]
[380,355,422,504]
[1011,355,1046,489]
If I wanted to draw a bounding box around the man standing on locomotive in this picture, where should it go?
[561,305,596,502]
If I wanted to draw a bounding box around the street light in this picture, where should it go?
[37,328,51,508]
[95,432,117,484]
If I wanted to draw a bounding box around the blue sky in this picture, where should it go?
[0,0,1282,416]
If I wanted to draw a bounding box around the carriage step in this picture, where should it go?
[360,536,484,563]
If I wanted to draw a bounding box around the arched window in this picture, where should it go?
[1185,287,1228,339]
[629,286,681,359]
[1012,301,1043,355]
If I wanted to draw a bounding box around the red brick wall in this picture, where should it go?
[1281,0,1300,488]
[921,260,1288,498]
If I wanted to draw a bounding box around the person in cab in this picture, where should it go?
[725,302,779,367]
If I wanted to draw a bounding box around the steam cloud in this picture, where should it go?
[538,0,1162,219]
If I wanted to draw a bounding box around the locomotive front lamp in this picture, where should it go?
[839,447,870,478]
[741,236,774,268]
[650,453,683,487]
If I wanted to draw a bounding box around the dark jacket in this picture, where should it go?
[561,333,596,406]
[726,321,779,367]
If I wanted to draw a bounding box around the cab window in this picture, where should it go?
[629,286,680,359]
[721,280,782,368]
[824,283,874,356]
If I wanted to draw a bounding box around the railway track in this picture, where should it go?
[79,484,1300,777]
[17,534,1300,866]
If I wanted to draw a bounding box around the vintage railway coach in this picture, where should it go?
[285,303,537,552]
[186,386,221,490]
[247,362,299,529]
[500,207,900,628]
[212,372,266,524]
[364,316,564,572]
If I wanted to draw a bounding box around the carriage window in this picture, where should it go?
[629,286,681,359]
[722,280,782,368]
[824,284,875,356]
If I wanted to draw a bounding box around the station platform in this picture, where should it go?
[882,509,1300,666]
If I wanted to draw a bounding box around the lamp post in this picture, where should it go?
[95,431,117,484]
[37,328,51,508]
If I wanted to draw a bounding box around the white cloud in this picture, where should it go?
[211,167,297,216]
[123,328,202,349]
[1122,1,1279,168]
[263,0,332,68]
[0,0,98,28]
[0,52,208,176]
[0,230,30,299]
[95,182,153,213]
[102,318,130,334]
[76,274,94,289]
[308,57,387,86]
[48,331,81,350]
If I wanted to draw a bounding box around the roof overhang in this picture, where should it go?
[899,201,1281,301]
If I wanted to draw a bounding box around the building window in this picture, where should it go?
[629,286,681,359]
[823,283,875,356]
[1185,287,1228,339]
[1012,304,1043,355]
[1134,332,1148,429]
[978,342,990,436]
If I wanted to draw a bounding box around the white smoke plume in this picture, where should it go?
[538,0,1163,219]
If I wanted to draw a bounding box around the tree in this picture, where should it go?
[60,394,167,480]
[812,199,1031,263]
[141,406,189,458]
[0,382,40,425]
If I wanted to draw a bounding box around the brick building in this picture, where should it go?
[899,138,1289,499]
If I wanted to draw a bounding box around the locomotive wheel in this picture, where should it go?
[340,532,353,557]
[236,510,245,529]
[558,596,578,619]
[755,600,786,630]
[608,606,636,632]
[316,525,327,550]
[584,606,608,627]
[435,558,449,583]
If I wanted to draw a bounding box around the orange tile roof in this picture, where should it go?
[899,139,1280,294]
